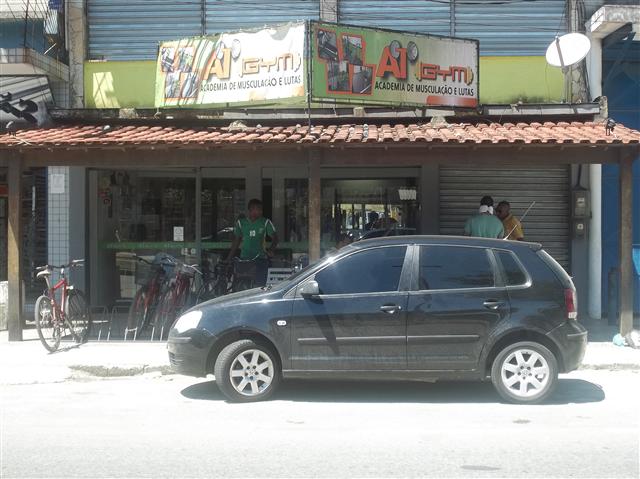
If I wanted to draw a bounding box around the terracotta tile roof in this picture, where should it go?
[1,120,638,148]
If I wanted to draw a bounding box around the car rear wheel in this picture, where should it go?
[491,341,558,404]
[214,339,281,402]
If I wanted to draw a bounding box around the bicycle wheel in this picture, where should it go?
[66,290,92,343]
[153,290,174,340]
[34,295,61,352]
[127,288,148,339]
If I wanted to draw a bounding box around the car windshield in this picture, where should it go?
[267,250,350,290]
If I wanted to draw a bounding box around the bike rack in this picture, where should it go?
[89,306,110,341]
[110,302,132,341]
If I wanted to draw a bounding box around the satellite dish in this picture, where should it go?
[545,33,591,69]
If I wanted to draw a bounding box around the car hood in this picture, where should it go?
[198,286,282,309]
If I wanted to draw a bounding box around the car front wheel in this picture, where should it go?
[214,339,281,402]
[491,341,558,404]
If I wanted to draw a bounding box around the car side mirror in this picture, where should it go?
[299,280,320,298]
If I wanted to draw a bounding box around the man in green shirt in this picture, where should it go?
[464,201,505,239]
[227,199,278,286]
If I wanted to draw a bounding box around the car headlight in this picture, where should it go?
[173,310,202,333]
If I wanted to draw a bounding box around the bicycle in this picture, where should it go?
[195,259,234,303]
[34,260,91,353]
[126,253,174,340]
[153,259,202,340]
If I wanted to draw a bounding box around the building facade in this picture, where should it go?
[1,1,638,336]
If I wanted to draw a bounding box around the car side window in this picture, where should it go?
[418,246,494,290]
[314,246,407,295]
[495,250,528,286]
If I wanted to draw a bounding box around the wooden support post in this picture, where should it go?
[308,151,321,262]
[618,154,634,335]
[7,155,23,341]
[195,167,202,264]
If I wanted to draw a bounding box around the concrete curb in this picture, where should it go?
[68,364,174,377]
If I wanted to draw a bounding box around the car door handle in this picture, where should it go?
[380,304,402,314]
[483,300,503,310]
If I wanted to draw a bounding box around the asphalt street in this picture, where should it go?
[2,370,638,478]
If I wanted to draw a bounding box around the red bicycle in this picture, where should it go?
[126,253,175,339]
[34,260,91,352]
[154,259,202,340]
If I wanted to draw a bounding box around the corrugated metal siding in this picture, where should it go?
[88,0,202,60]
[439,166,571,268]
[455,1,566,56]
[204,0,319,34]
[338,0,451,37]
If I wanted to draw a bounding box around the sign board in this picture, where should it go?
[310,22,479,108]
[50,174,65,194]
[173,226,184,242]
[155,23,306,107]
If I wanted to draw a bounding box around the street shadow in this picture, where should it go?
[181,377,605,405]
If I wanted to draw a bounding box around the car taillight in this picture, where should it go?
[564,288,577,320]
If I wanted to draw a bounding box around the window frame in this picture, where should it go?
[411,244,500,293]
[491,248,533,290]
[294,245,413,298]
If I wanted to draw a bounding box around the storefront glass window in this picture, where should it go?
[94,170,197,304]
[285,179,308,243]
[321,178,419,250]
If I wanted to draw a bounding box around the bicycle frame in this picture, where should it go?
[42,271,70,326]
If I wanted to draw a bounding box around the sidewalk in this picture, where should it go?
[1,325,639,386]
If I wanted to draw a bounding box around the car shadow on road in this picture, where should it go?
[181,377,605,404]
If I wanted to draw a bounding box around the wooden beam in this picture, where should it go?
[7,153,23,341]
[14,144,635,168]
[618,154,634,335]
[308,151,321,262]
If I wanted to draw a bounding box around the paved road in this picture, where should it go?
[2,370,638,478]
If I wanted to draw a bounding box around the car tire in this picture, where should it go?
[491,341,558,404]
[214,339,281,403]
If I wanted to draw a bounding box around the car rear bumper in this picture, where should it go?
[167,331,213,377]
[547,320,587,373]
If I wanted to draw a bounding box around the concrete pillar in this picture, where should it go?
[320,0,338,22]
[245,166,262,203]
[7,154,23,341]
[618,154,634,335]
[308,151,321,262]
[586,33,603,320]
[48,167,70,270]
[67,0,86,108]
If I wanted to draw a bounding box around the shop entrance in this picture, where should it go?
[321,175,419,245]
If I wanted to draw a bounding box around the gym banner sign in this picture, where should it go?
[155,23,306,107]
[155,22,479,109]
[311,22,479,108]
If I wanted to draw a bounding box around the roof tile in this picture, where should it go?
[1,120,638,149]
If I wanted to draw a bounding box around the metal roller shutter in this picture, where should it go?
[338,0,450,36]
[455,0,566,56]
[88,0,202,60]
[204,0,320,34]
[439,166,571,268]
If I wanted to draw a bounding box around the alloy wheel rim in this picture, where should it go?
[501,349,550,398]
[229,349,274,396]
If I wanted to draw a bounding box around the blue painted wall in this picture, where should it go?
[601,32,640,318]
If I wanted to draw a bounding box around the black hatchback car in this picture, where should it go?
[168,236,587,404]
